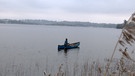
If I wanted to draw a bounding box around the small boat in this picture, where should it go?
[58,42,80,50]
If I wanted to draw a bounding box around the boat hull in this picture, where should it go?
[58,42,80,50]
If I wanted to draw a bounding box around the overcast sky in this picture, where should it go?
[0,0,134,23]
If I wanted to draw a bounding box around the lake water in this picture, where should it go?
[0,24,122,76]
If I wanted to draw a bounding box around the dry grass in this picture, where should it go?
[104,12,135,76]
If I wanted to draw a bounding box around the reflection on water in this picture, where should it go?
[58,47,80,57]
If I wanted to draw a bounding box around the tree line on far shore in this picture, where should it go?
[0,19,123,29]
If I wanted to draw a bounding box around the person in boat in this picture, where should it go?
[64,38,68,47]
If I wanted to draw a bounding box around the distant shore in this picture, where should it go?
[0,19,123,28]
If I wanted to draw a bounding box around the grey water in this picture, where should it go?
[0,24,121,76]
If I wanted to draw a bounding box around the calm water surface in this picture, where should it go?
[0,24,121,76]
